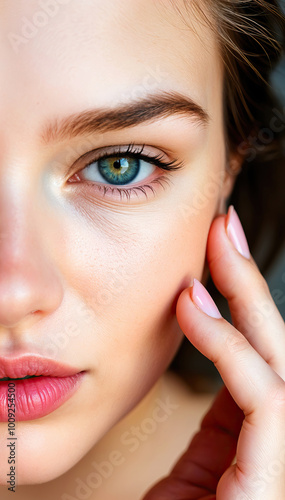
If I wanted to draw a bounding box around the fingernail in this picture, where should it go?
[191,279,222,319]
[226,205,250,259]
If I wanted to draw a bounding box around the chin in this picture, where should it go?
[0,427,84,486]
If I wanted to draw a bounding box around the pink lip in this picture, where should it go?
[0,355,85,422]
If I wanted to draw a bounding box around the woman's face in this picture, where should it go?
[0,0,232,484]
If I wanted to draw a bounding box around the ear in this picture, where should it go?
[216,151,243,214]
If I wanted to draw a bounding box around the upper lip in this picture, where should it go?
[0,355,82,379]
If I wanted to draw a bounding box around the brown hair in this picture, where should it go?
[215,0,285,274]
[174,0,285,273]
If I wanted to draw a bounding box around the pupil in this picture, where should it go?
[113,160,121,169]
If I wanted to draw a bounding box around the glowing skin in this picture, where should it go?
[0,0,236,498]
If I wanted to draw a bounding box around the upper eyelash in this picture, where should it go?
[81,142,185,172]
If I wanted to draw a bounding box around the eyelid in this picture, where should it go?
[64,142,185,203]
[66,143,185,180]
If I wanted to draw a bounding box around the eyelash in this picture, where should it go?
[68,143,185,201]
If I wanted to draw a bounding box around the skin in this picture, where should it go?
[0,0,231,490]
[0,1,284,499]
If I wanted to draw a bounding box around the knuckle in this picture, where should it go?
[269,384,285,410]
[255,271,270,295]
[226,331,248,355]
[242,259,270,295]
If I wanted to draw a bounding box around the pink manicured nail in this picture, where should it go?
[226,205,250,259]
[191,279,222,319]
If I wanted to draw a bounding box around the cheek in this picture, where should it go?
[57,178,218,366]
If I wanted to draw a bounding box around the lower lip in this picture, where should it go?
[0,373,85,422]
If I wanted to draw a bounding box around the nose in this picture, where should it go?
[0,186,64,329]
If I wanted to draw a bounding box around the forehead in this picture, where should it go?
[0,0,222,137]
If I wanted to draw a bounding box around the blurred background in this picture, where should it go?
[170,3,285,392]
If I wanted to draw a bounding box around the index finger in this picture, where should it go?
[206,208,285,378]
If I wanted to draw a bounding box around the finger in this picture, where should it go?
[176,282,285,498]
[176,281,283,421]
[142,386,243,500]
[207,206,285,378]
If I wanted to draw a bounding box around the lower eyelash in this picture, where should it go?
[95,175,172,201]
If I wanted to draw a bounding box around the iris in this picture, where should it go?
[98,156,140,185]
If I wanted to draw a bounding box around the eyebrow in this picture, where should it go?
[41,90,209,144]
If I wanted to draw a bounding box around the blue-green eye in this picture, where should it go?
[67,144,185,200]
[81,155,154,186]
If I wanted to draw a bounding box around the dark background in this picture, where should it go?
[170,7,285,392]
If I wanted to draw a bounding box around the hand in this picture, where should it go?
[142,206,285,500]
